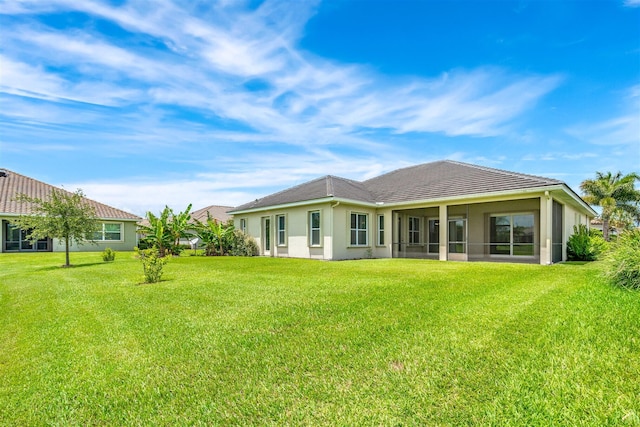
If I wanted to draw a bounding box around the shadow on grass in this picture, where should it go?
[37,262,109,271]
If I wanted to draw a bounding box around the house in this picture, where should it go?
[191,205,233,224]
[229,160,596,264]
[0,169,141,253]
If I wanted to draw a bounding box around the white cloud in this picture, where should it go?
[566,85,640,147]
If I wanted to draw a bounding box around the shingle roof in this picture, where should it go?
[231,160,564,212]
[363,160,563,203]
[0,169,140,220]
[191,205,233,223]
[232,175,375,211]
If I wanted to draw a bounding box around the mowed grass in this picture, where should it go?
[0,253,638,426]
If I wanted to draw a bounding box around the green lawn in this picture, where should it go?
[1,253,638,426]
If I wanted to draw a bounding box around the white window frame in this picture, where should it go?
[276,214,287,247]
[350,212,369,247]
[239,218,247,233]
[309,210,321,247]
[93,222,124,242]
[489,212,535,257]
[408,216,421,245]
[377,214,385,246]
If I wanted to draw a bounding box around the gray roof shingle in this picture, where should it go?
[0,169,141,220]
[191,205,233,223]
[231,160,564,212]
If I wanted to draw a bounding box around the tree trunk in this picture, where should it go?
[65,235,71,267]
[603,218,610,241]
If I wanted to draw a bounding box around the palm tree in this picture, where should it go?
[580,171,640,241]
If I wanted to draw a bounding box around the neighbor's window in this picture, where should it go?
[309,211,321,246]
[93,223,122,241]
[490,213,534,256]
[350,213,368,246]
[377,214,385,246]
[409,217,420,244]
[276,214,286,246]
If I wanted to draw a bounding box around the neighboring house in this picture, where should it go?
[229,160,596,265]
[0,169,141,253]
[191,205,233,224]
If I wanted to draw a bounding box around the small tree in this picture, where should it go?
[13,189,99,267]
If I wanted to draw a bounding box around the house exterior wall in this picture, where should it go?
[0,216,138,253]
[54,220,138,252]
[235,202,334,260]
[232,189,593,264]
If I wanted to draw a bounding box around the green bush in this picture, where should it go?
[229,229,259,257]
[102,247,116,262]
[603,229,640,290]
[567,225,607,261]
[135,248,168,283]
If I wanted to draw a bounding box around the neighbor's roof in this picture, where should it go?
[231,160,566,212]
[191,205,233,223]
[0,168,141,220]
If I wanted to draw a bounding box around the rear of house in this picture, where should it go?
[0,169,140,253]
[230,161,596,265]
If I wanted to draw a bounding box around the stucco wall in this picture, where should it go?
[0,217,138,252]
[235,203,334,259]
[53,221,139,252]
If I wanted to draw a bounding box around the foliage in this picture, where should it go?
[135,247,168,283]
[193,215,234,256]
[102,247,116,262]
[603,229,640,290]
[580,171,640,241]
[138,205,193,257]
[229,229,259,256]
[12,188,99,267]
[566,225,607,261]
[167,204,192,254]
[1,255,639,425]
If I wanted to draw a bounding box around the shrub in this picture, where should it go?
[229,229,259,257]
[102,247,116,262]
[603,229,640,290]
[135,247,168,283]
[567,225,607,261]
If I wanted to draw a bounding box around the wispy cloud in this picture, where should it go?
[1,0,560,143]
[1,0,566,211]
[565,85,640,147]
[623,0,640,8]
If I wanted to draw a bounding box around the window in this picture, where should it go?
[408,217,420,244]
[309,211,321,246]
[4,222,20,251]
[448,219,466,253]
[93,223,122,241]
[276,214,286,246]
[377,215,385,246]
[428,219,439,254]
[240,218,247,233]
[490,213,534,256]
[350,213,368,246]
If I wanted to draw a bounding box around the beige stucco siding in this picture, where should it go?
[54,221,138,252]
[235,203,334,259]
[0,217,138,252]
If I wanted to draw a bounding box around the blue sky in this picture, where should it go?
[1,0,639,216]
